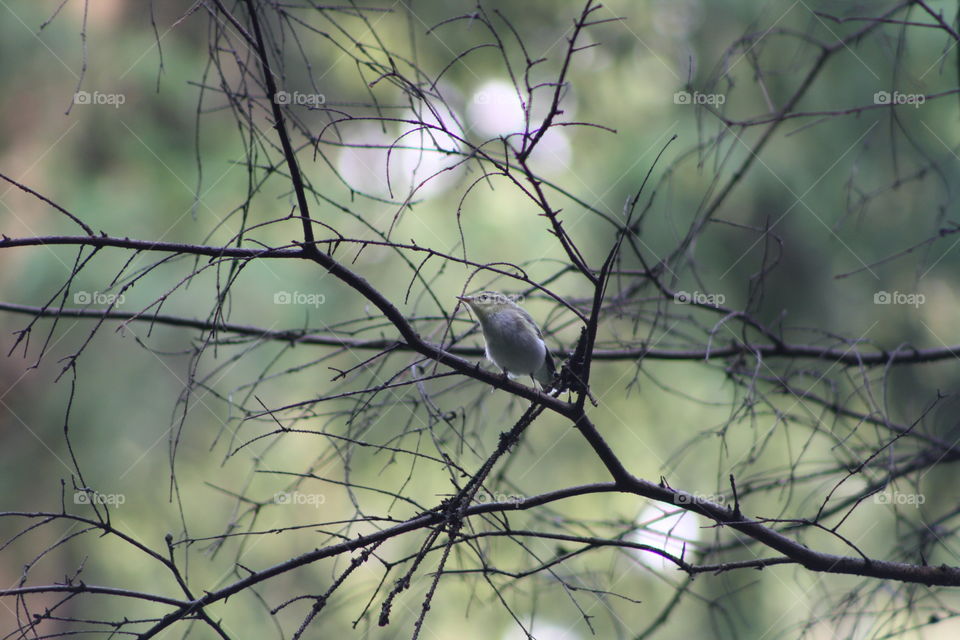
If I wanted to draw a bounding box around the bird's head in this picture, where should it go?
[457,291,518,319]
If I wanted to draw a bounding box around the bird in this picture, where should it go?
[457,291,555,389]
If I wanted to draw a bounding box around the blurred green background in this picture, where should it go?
[2,1,960,638]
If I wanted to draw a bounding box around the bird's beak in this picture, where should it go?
[456,295,469,302]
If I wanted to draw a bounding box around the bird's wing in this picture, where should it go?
[518,306,556,386]
[516,306,543,338]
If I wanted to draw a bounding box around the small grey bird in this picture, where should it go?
[457,291,555,388]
